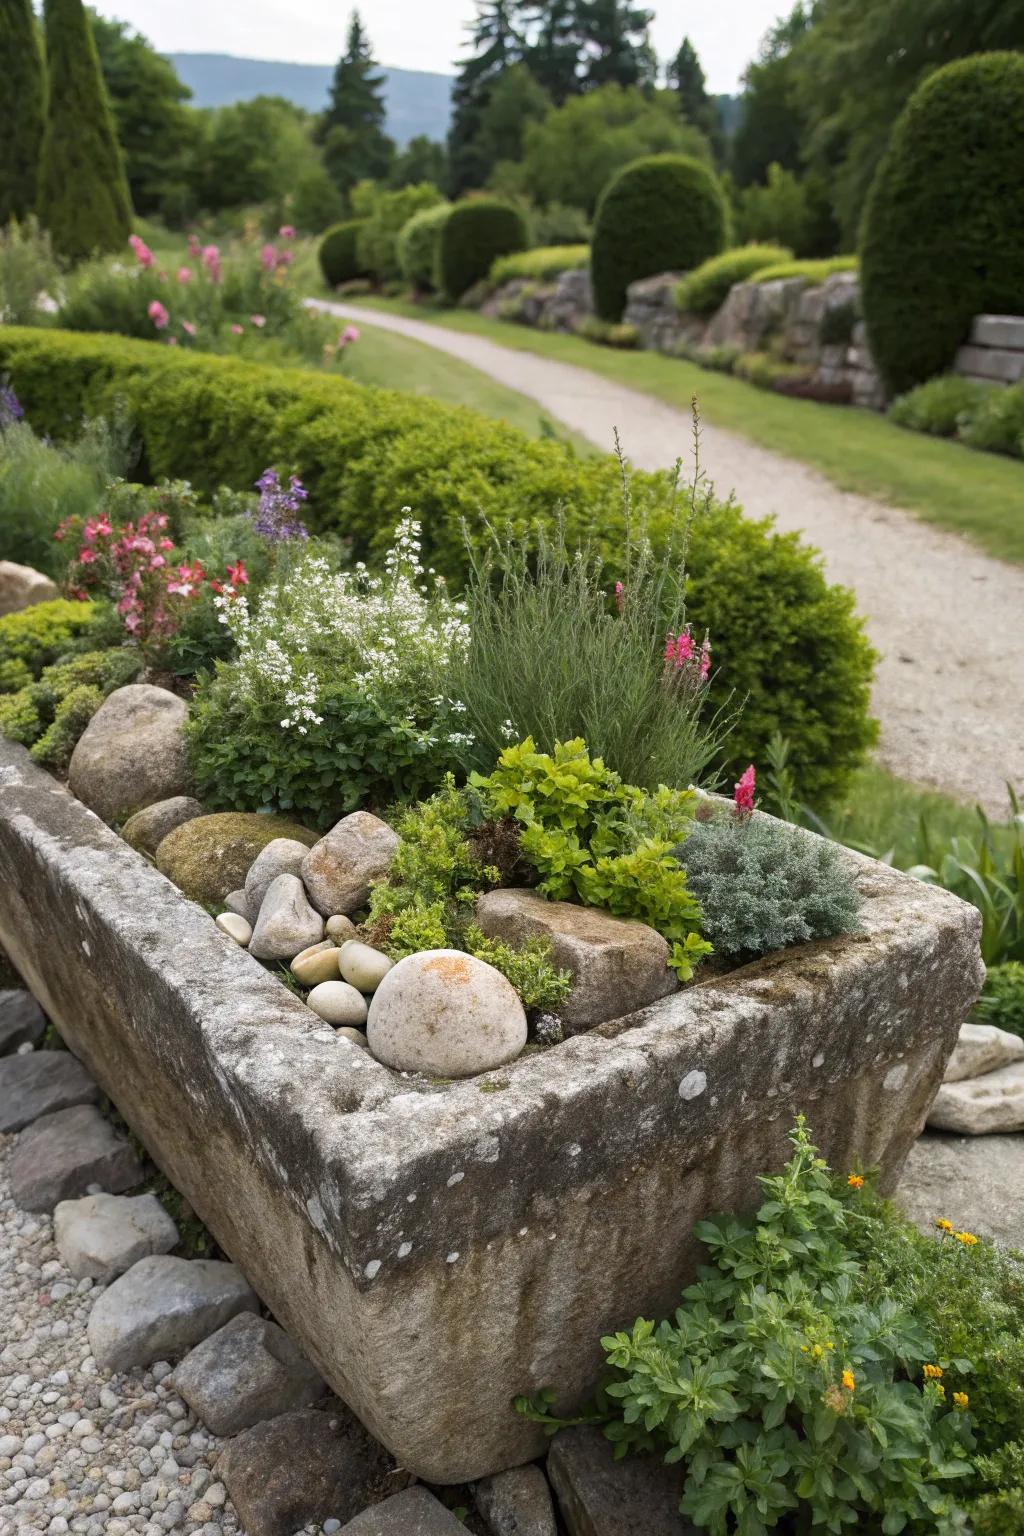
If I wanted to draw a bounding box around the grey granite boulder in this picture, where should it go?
[547,1426,698,1536]
[249,873,325,962]
[0,560,58,617]
[0,1049,99,1133]
[301,812,400,916]
[9,1105,143,1212]
[69,685,191,824]
[172,1311,326,1434]
[339,1489,467,1533]
[475,888,677,1033]
[121,796,205,857]
[88,1255,259,1372]
[54,1192,179,1281]
[0,989,46,1055]
[245,838,314,917]
[943,1021,1024,1083]
[475,1465,558,1536]
[928,1061,1024,1133]
[218,1407,394,1536]
[896,1132,1024,1246]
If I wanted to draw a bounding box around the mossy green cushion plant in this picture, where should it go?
[0,598,111,693]
[860,52,1024,395]
[676,244,793,318]
[490,245,590,285]
[0,328,878,806]
[437,199,529,302]
[750,256,858,284]
[155,812,318,905]
[591,154,729,322]
[0,647,142,769]
[318,219,370,288]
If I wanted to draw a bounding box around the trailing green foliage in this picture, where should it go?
[591,154,729,322]
[749,256,858,284]
[397,202,452,292]
[860,53,1024,395]
[0,327,878,806]
[438,199,529,302]
[490,245,590,285]
[672,810,862,959]
[889,376,995,440]
[0,0,46,224]
[0,599,112,693]
[37,0,132,262]
[574,316,639,349]
[473,739,710,980]
[318,219,369,288]
[972,962,1024,1039]
[676,245,793,318]
[519,1119,976,1532]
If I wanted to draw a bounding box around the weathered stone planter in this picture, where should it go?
[0,739,983,1482]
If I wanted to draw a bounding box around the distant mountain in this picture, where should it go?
[170,53,453,146]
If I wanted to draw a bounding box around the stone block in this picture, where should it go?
[9,1104,143,1212]
[475,1465,557,1536]
[88,1254,259,1372]
[547,1426,697,1535]
[339,1489,466,1534]
[954,343,1024,385]
[68,684,191,825]
[969,313,1024,350]
[0,741,984,1482]
[0,989,46,1055]
[0,561,58,617]
[928,1061,1024,1134]
[54,1191,178,1280]
[0,1049,99,1133]
[172,1311,326,1434]
[943,1021,1024,1083]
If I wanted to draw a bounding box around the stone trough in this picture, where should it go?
[0,737,983,1483]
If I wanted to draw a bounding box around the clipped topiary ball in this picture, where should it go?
[860,52,1024,396]
[437,199,528,302]
[398,202,452,292]
[591,153,729,322]
[318,219,370,288]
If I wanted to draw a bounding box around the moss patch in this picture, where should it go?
[155,812,318,905]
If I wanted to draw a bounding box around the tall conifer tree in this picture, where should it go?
[0,0,46,223]
[37,0,131,260]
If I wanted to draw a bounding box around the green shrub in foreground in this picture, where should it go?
[591,154,729,322]
[860,53,1024,395]
[889,375,995,439]
[676,244,793,317]
[397,202,452,292]
[490,245,590,285]
[318,219,369,288]
[0,327,878,806]
[438,199,529,302]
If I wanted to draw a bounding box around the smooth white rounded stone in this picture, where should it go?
[215,912,252,947]
[336,1027,370,1050]
[367,950,528,1078]
[290,941,340,987]
[306,981,369,1028]
[337,940,394,994]
[325,914,358,943]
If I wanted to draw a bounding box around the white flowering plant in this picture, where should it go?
[185,516,475,828]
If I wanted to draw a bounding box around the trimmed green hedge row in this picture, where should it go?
[438,200,529,302]
[0,326,877,803]
[861,53,1024,395]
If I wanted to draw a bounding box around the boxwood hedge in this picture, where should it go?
[437,200,528,302]
[0,326,877,804]
[397,203,452,292]
[318,219,369,288]
[860,53,1024,396]
[591,154,729,322]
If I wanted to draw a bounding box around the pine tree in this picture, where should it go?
[448,1,525,193]
[668,36,722,155]
[0,0,46,223]
[320,11,395,189]
[574,0,655,92]
[524,0,579,103]
[37,0,132,260]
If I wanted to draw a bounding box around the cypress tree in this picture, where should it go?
[37,0,132,261]
[668,36,722,157]
[0,0,46,223]
[320,11,394,189]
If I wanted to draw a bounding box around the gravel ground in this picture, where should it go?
[311,299,1024,815]
[0,1134,323,1536]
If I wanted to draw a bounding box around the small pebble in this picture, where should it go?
[215,911,252,946]
[307,980,369,1028]
[325,914,357,942]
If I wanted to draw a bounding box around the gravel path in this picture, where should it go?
[0,1134,322,1536]
[312,299,1024,814]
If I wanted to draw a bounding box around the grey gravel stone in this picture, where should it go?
[171,1312,326,1435]
[475,1465,557,1536]
[338,1488,467,1533]
[87,1256,259,1372]
[53,1193,179,1282]
[547,1427,698,1535]
[223,889,253,922]
[0,1050,99,1134]
[218,1407,394,1536]
[9,1105,143,1212]
[0,988,46,1055]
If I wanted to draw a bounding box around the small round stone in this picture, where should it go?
[291,941,341,988]
[335,1027,370,1050]
[325,915,358,943]
[306,981,369,1028]
[215,911,252,946]
[337,941,394,994]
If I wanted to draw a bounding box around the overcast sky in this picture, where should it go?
[94,1,788,93]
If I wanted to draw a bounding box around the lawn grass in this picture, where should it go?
[819,762,1015,867]
[349,296,1024,566]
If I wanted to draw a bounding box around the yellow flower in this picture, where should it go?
[953,1392,969,1410]
[954,1230,979,1246]
[923,1364,944,1379]
[826,1340,835,1350]
[936,1218,954,1232]
[934,1382,946,1398]
[847,1173,865,1189]
[842,1369,855,1391]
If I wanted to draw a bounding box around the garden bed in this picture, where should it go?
[0,734,983,1482]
